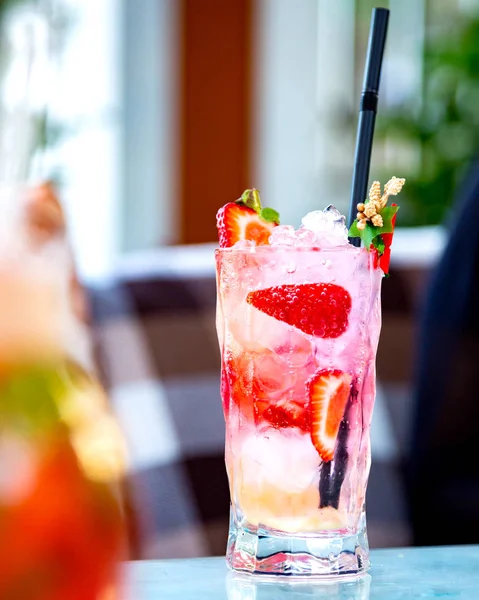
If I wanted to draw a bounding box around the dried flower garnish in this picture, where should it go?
[383,176,405,199]
[369,180,381,204]
[355,177,405,231]
[348,176,405,274]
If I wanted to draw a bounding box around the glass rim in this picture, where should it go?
[214,244,369,256]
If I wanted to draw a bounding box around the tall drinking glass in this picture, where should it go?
[216,244,382,578]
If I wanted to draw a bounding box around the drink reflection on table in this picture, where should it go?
[226,572,371,600]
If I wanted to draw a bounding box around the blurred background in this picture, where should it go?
[1,0,479,563]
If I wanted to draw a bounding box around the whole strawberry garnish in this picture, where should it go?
[247,283,352,338]
[216,189,279,248]
[308,369,352,461]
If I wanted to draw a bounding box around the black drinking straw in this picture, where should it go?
[320,8,390,509]
[348,7,390,244]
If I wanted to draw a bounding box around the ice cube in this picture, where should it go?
[253,352,295,399]
[232,239,256,249]
[275,337,317,369]
[301,206,349,247]
[229,309,313,359]
[294,227,320,248]
[269,225,296,247]
[324,204,346,227]
[240,430,320,492]
[300,210,328,232]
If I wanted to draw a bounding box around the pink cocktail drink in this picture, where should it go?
[215,183,403,577]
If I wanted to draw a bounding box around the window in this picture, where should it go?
[42,0,178,278]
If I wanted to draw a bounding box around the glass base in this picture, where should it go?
[226,572,372,599]
[226,511,370,579]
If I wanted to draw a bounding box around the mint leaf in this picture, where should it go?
[238,189,262,213]
[348,219,361,237]
[348,220,361,239]
[348,220,376,247]
[260,207,280,224]
[361,222,377,248]
[372,235,385,255]
[377,205,399,234]
[236,189,280,223]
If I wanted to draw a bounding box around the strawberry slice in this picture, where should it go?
[222,349,255,420]
[308,369,352,461]
[247,283,352,338]
[216,189,279,248]
[223,346,310,431]
[216,203,275,248]
[258,400,310,432]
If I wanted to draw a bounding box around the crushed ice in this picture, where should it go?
[300,205,349,247]
[232,205,352,249]
[269,224,321,248]
[268,205,350,249]
[232,239,256,249]
[268,225,297,247]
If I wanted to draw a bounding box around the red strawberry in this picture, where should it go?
[378,245,392,274]
[308,369,352,461]
[222,350,255,420]
[372,203,398,274]
[258,400,310,432]
[223,347,310,431]
[378,204,398,274]
[216,203,276,248]
[247,283,352,338]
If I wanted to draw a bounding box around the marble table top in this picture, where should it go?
[123,545,479,599]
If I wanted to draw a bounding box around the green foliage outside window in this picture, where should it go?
[377,13,479,226]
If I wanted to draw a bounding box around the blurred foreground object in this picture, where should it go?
[24,181,66,248]
[0,215,127,598]
[0,363,126,599]
[0,1,128,593]
[22,181,93,369]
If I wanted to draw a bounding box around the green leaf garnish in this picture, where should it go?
[237,189,281,224]
[239,189,262,213]
[377,205,400,232]
[349,220,376,248]
[372,235,385,255]
[348,205,399,251]
[260,207,280,224]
